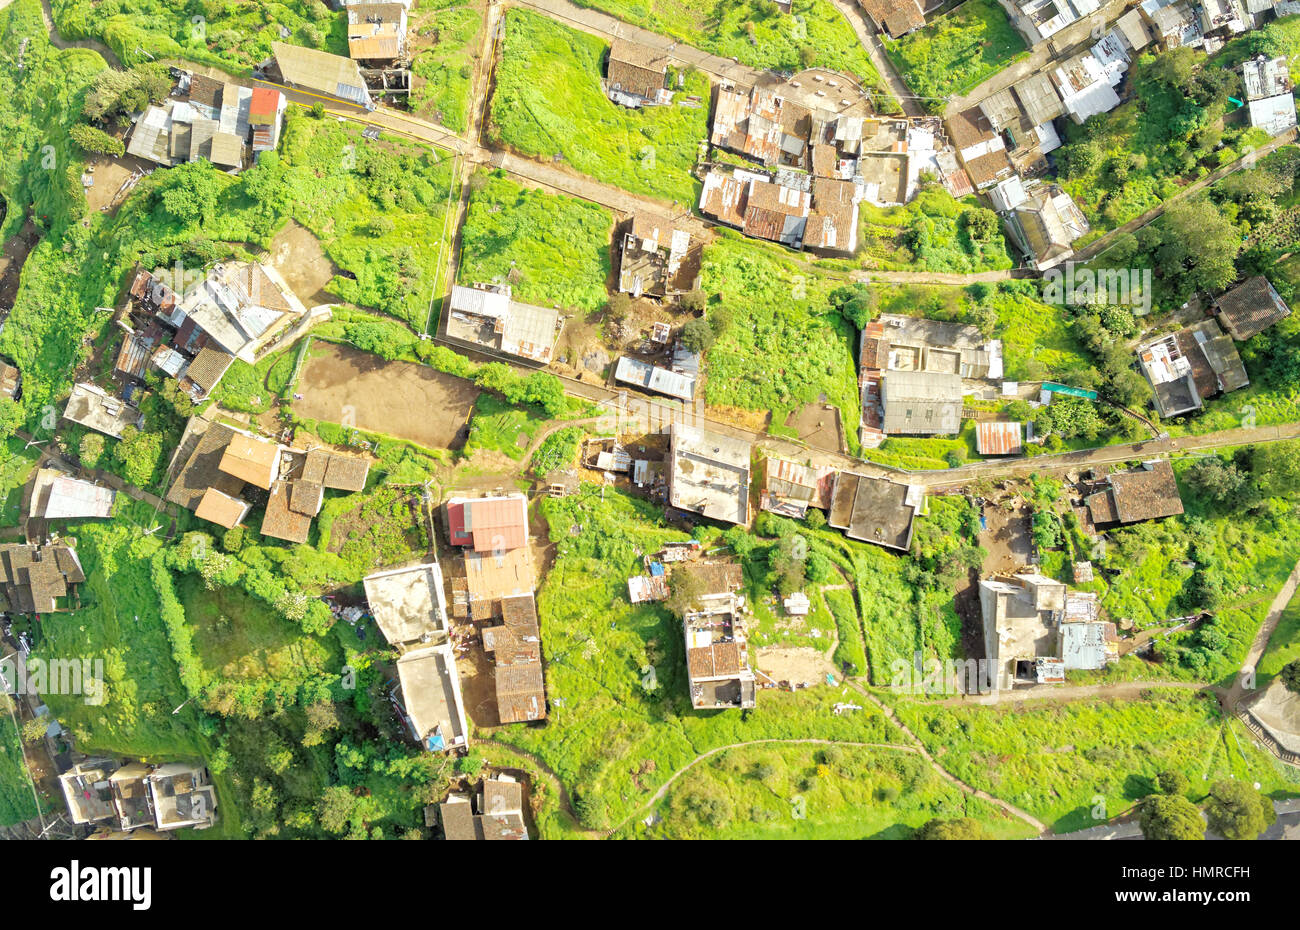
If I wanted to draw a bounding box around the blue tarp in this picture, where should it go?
[649,562,665,576]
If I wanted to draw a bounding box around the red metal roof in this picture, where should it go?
[447,497,528,552]
[249,87,281,117]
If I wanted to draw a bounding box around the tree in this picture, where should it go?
[679,317,716,354]
[1155,769,1190,797]
[114,425,162,488]
[1205,780,1276,840]
[20,716,48,743]
[915,817,991,840]
[962,207,1001,243]
[1139,794,1205,840]
[158,162,224,225]
[666,568,709,618]
[1155,200,1242,294]
[79,433,105,468]
[0,398,23,440]
[69,123,124,157]
[828,283,876,329]
[1281,660,1300,694]
[316,786,359,835]
[303,701,340,748]
[678,289,706,314]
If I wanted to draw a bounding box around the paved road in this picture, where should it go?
[1047,799,1300,840]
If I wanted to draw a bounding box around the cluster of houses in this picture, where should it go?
[698,79,917,253]
[358,490,547,756]
[980,571,1116,690]
[444,492,547,726]
[444,283,565,367]
[0,543,86,616]
[1137,275,1292,417]
[858,314,1003,448]
[979,457,1188,690]
[114,262,307,406]
[364,562,470,752]
[60,758,218,836]
[127,72,287,172]
[436,773,529,840]
[166,413,370,543]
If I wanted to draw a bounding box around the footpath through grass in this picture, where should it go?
[490,8,709,206]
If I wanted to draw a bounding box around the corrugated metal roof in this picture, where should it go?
[976,421,1023,456]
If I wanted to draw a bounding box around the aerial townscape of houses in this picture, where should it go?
[15,0,1300,845]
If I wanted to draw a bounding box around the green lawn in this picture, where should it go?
[409,1,484,132]
[1259,589,1300,684]
[885,0,1026,110]
[458,170,613,312]
[50,0,347,71]
[491,485,912,834]
[570,0,889,103]
[892,689,1300,833]
[490,8,709,206]
[633,742,1035,839]
[700,237,862,455]
[177,574,341,687]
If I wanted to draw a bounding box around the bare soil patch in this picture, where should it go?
[268,220,340,307]
[82,153,150,215]
[294,342,479,450]
[784,401,844,453]
[0,219,39,309]
[754,646,838,687]
[979,501,1033,575]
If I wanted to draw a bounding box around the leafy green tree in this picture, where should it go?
[1281,659,1300,694]
[79,432,105,468]
[69,123,124,157]
[1140,794,1205,840]
[1155,769,1190,797]
[0,398,24,439]
[316,786,359,835]
[679,317,716,354]
[828,283,876,328]
[158,162,224,225]
[1205,780,1276,840]
[915,817,991,840]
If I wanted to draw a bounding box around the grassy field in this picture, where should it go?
[631,742,1035,839]
[855,188,1013,273]
[458,170,613,312]
[700,237,862,455]
[409,0,484,132]
[892,689,1300,833]
[0,711,44,827]
[1259,589,1300,684]
[177,574,342,688]
[463,393,551,460]
[490,9,709,206]
[490,485,919,834]
[50,0,346,71]
[32,508,213,760]
[570,0,889,101]
[885,0,1026,109]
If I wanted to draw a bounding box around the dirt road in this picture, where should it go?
[1222,558,1300,712]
